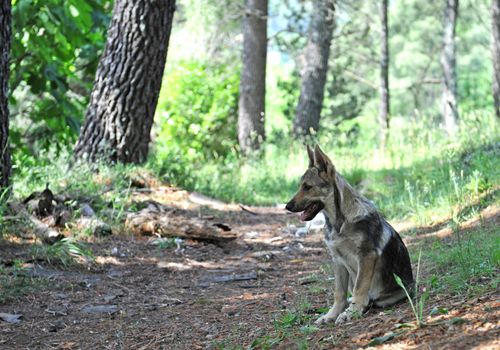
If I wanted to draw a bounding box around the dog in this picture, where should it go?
[285,145,414,325]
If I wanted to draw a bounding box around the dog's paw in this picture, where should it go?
[315,313,335,325]
[334,310,351,325]
[334,306,362,325]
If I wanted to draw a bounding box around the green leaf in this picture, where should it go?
[394,322,414,329]
[299,325,319,334]
[368,332,399,346]
[430,307,449,316]
[447,317,466,325]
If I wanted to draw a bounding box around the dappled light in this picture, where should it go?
[1,0,499,349]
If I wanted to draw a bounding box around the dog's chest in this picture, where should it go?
[323,227,358,267]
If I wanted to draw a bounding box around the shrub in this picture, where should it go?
[155,60,240,163]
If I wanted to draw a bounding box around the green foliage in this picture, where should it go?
[395,250,428,327]
[275,71,300,126]
[172,0,242,63]
[12,149,137,233]
[153,60,239,183]
[247,302,316,350]
[0,187,10,236]
[422,225,499,296]
[10,0,112,155]
[0,260,50,304]
[156,60,239,160]
[13,148,133,204]
[151,111,499,220]
[31,237,94,267]
[368,332,401,346]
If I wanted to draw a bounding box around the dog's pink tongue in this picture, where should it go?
[300,211,306,221]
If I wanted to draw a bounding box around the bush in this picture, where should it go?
[155,60,240,164]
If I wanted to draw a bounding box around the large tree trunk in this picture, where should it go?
[238,0,268,154]
[0,1,11,189]
[379,0,390,149]
[441,0,459,136]
[74,0,176,164]
[293,0,335,138]
[492,0,500,119]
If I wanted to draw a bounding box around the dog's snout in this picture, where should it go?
[285,201,295,211]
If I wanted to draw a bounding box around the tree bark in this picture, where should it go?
[0,1,11,190]
[238,0,268,154]
[441,0,459,136]
[293,0,335,138]
[492,0,500,119]
[74,0,176,164]
[379,0,390,149]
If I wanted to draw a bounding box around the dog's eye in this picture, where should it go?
[303,184,312,191]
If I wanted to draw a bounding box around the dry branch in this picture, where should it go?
[9,202,64,244]
[125,207,237,243]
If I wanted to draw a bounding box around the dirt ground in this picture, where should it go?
[0,186,499,349]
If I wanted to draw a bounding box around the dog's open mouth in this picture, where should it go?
[300,202,324,221]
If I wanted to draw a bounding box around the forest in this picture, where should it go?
[0,0,498,348]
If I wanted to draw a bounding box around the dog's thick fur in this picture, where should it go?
[286,145,414,325]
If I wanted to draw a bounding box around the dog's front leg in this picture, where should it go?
[315,264,349,325]
[335,253,377,325]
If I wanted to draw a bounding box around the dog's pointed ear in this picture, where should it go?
[306,145,315,168]
[314,145,335,177]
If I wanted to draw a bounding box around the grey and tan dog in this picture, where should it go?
[286,145,414,325]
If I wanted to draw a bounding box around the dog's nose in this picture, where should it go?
[285,201,295,211]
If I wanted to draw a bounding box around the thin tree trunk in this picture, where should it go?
[492,0,500,119]
[293,0,335,138]
[238,0,268,154]
[74,0,176,164]
[0,1,11,190]
[441,0,459,136]
[379,0,390,149]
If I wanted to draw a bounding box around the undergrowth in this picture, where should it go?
[0,261,50,304]
[31,237,94,267]
[7,111,499,229]
[150,111,499,225]
[419,224,499,297]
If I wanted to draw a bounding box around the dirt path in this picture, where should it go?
[0,188,499,349]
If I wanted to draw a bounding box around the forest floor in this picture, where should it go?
[0,183,499,350]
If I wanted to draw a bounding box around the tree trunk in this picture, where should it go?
[441,0,459,136]
[492,0,500,119]
[0,1,11,190]
[238,0,268,154]
[379,0,390,149]
[74,0,176,164]
[293,0,335,138]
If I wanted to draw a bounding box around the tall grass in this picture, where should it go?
[151,111,499,225]
[8,111,499,228]
[9,150,139,232]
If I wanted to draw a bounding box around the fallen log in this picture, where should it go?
[9,202,64,245]
[125,207,237,243]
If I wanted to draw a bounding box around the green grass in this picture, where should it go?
[5,151,141,237]
[31,237,94,267]
[150,111,499,226]
[234,221,499,348]
[0,261,50,304]
[419,224,499,297]
[8,111,499,230]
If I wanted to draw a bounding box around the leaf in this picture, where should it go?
[394,322,414,329]
[368,332,399,346]
[0,313,23,324]
[447,317,466,325]
[315,306,330,314]
[430,307,449,315]
[394,274,403,287]
[299,325,319,334]
[81,305,118,314]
